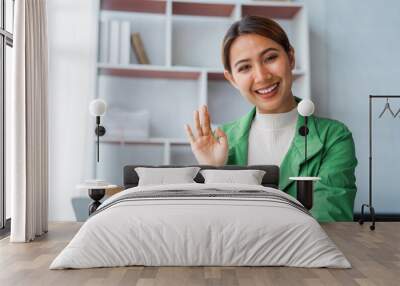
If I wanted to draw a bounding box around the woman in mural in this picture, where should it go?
[184,16,357,222]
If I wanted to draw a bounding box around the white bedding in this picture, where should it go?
[50,183,350,269]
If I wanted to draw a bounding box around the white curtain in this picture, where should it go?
[9,0,48,242]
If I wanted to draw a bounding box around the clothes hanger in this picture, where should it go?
[378,98,395,118]
[394,106,400,118]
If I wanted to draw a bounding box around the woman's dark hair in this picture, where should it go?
[222,16,292,73]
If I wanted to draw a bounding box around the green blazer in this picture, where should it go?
[221,106,358,222]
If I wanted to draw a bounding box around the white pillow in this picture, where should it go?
[200,169,266,185]
[135,167,200,186]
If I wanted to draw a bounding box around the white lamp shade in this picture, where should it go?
[297,99,315,117]
[89,99,107,116]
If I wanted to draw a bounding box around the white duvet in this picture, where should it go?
[50,183,351,269]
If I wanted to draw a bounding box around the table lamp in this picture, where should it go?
[289,99,320,210]
[89,99,107,162]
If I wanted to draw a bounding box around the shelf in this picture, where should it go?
[242,3,302,19]
[98,63,201,80]
[101,137,190,145]
[172,1,235,17]
[101,0,166,14]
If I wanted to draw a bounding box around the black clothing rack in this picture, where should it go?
[359,95,400,230]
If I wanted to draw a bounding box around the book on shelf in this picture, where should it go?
[131,32,150,65]
[99,20,109,63]
[119,21,130,65]
[109,20,120,64]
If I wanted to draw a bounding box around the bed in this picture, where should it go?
[50,165,350,269]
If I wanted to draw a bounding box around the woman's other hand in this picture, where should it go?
[184,105,228,166]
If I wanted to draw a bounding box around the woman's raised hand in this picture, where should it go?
[184,105,228,166]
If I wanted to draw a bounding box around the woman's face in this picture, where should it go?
[224,33,296,114]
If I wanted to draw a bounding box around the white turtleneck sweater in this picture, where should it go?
[248,107,298,167]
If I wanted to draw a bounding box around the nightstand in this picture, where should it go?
[76,184,122,215]
[105,185,124,197]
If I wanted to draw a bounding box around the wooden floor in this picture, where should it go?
[0,222,399,286]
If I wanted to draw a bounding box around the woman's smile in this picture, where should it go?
[254,81,280,100]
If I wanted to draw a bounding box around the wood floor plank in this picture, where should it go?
[116,267,142,286]
[0,222,400,286]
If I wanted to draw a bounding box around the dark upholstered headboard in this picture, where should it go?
[123,165,280,189]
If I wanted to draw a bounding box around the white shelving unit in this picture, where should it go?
[95,0,310,184]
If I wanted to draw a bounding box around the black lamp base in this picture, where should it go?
[290,177,320,210]
[296,180,313,210]
[88,188,105,215]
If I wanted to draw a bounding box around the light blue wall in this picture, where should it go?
[302,0,400,213]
